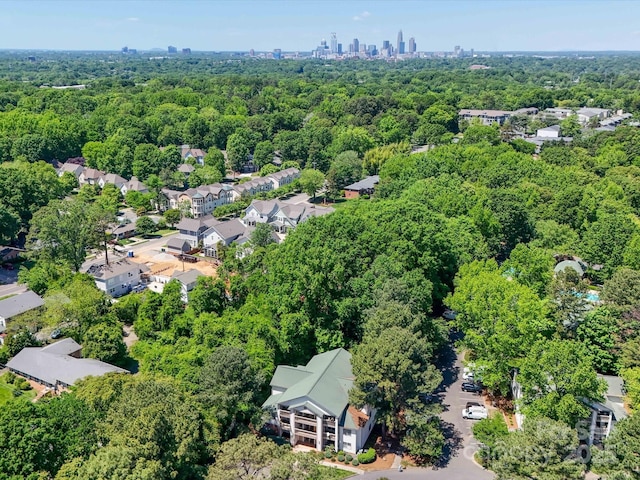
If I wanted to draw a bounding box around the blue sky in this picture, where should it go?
[1,0,640,52]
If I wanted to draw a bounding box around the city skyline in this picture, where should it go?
[2,1,640,52]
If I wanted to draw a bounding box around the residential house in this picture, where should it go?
[229,176,276,201]
[78,168,105,186]
[344,175,380,199]
[163,184,234,218]
[584,375,628,446]
[6,338,128,391]
[577,107,610,125]
[57,162,84,179]
[98,173,127,191]
[202,218,251,258]
[171,269,204,302]
[243,199,334,234]
[121,176,149,196]
[180,145,206,165]
[111,223,136,240]
[178,163,195,177]
[0,291,45,339]
[0,246,21,262]
[175,216,218,248]
[543,107,575,120]
[267,167,300,189]
[600,112,633,128]
[166,237,192,255]
[262,348,376,454]
[85,259,148,298]
[243,200,281,226]
[458,109,513,126]
[536,125,561,138]
[511,372,625,446]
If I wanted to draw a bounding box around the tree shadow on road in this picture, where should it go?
[434,420,464,469]
[432,330,465,469]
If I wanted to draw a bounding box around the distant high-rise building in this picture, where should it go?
[470,48,475,57]
[337,43,343,54]
[397,30,403,55]
[121,46,129,53]
[168,45,177,54]
[352,38,359,54]
[454,45,461,57]
[249,48,255,57]
[182,48,191,54]
[382,40,390,50]
[408,37,416,53]
[273,48,282,59]
[399,42,405,54]
[367,44,377,56]
[330,32,338,54]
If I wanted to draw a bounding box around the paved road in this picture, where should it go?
[360,340,495,480]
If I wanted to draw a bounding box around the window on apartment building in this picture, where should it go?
[343,429,351,436]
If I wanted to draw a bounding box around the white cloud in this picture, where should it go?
[125,17,139,22]
[353,10,371,21]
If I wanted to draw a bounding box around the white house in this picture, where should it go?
[84,259,148,298]
[78,168,105,186]
[180,145,206,165]
[536,125,561,138]
[98,173,127,191]
[243,199,334,234]
[202,218,251,258]
[262,348,376,454]
[577,107,610,125]
[121,176,149,196]
[171,269,204,302]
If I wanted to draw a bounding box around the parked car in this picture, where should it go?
[50,329,62,339]
[131,284,147,293]
[419,393,438,404]
[461,382,483,393]
[466,401,482,409]
[462,405,488,420]
[443,309,458,320]
[462,366,474,381]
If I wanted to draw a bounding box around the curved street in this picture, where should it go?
[360,340,495,480]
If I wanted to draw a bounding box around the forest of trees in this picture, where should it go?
[1,53,640,479]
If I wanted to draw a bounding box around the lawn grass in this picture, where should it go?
[317,465,355,479]
[0,374,37,406]
[156,229,177,236]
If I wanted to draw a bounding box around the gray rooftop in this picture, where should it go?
[344,175,380,192]
[0,291,44,320]
[206,218,247,242]
[7,342,128,387]
[85,259,145,280]
[554,259,585,277]
[176,215,217,233]
[538,125,561,132]
[171,268,203,286]
[42,338,82,356]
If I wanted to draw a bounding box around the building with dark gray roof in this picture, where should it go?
[6,338,128,391]
[344,175,380,199]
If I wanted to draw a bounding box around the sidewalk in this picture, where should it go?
[319,460,364,475]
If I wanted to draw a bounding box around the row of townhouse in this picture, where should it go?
[57,163,149,196]
[170,197,333,257]
[161,168,301,218]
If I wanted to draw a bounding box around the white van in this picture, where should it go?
[462,405,488,420]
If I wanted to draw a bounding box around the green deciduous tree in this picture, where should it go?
[135,216,157,236]
[491,417,584,480]
[83,322,127,366]
[349,326,442,436]
[518,339,607,426]
[189,276,227,316]
[197,346,265,440]
[298,168,324,201]
[447,260,552,394]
